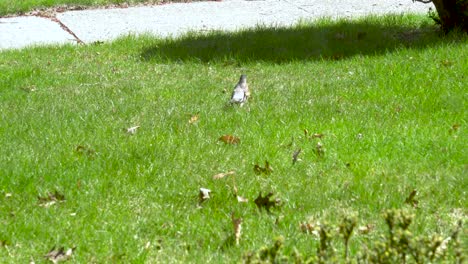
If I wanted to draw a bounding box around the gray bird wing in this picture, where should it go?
[231,85,245,103]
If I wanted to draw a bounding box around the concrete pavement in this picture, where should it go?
[0,0,434,50]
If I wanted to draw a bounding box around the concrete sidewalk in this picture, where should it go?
[0,0,433,50]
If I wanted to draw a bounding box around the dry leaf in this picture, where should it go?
[38,191,65,208]
[1,239,9,247]
[236,195,249,203]
[358,224,375,235]
[304,129,324,140]
[312,133,324,139]
[441,60,453,67]
[292,148,302,164]
[450,124,460,133]
[75,145,95,157]
[253,161,273,175]
[189,114,199,124]
[199,188,211,203]
[254,192,279,213]
[404,189,419,208]
[126,126,140,135]
[212,171,235,180]
[44,246,74,263]
[219,135,240,144]
[315,142,324,157]
[231,213,243,245]
[300,221,320,236]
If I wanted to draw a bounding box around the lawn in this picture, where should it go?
[0,14,466,263]
[0,0,201,16]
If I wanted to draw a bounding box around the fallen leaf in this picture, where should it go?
[126,126,140,135]
[300,221,320,236]
[312,133,324,139]
[199,188,211,203]
[236,195,249,203]
[404,189,419,208]
[441,59,453,67]
[254,192,280,213]
[189,114,199,124]
[358,224,375,235]
[212,171,235,180]
[44,246,74,263]
[450,124,460,132]
[0,239,9,247]
[303,129,324,140]
[219,135,240,144]
[292,148,302,164]
[38,191,65,208]
[253,161,273,175]
[315,142,324,157]
[75,145,95,157]
[231,213,243,245]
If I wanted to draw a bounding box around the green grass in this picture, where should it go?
[0,15,467,263]
[0,0,196,16]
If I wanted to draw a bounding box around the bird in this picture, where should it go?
[230,74,249,107]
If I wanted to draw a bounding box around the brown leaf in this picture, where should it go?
[312,133,324,139]
[300,221,320,236]
[219,135,240,144]
[231,213,243,245]
[441,59,453,67]
[38,191,65,207]
[253,161,273,175]
[254,192,279,213]
[212,171,235,180]
[75,145,95,157]
[358,224,375,235]
[404,189,419,208]
[303,129,324,140]
[292,148,302,164]
[44,246,74,263]
[189,114,199,124]
[315,142,324,157]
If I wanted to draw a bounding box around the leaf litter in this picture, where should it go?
[44,246,74,263]
[254,192,280,213]
[38,190,65,208]
[254,161,273,175]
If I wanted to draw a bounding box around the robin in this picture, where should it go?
[230,74,249,107]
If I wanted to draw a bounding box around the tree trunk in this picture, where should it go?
[430,0,468,32]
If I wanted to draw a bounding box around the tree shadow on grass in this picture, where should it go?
[140,15,456,64]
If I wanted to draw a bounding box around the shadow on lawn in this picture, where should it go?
[140,16,450,64]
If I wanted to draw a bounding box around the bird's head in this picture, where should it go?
[239,74,247,83]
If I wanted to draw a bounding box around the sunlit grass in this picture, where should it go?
[0,0,194,16]
[0,15,466,262]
